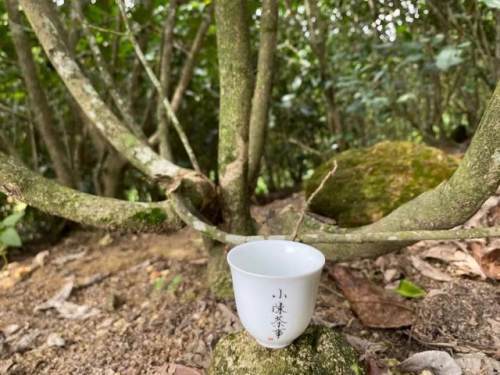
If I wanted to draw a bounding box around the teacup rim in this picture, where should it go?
[227,239,325,280]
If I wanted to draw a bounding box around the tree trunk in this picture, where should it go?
[6,0,75,187]
[248,0,278,191]
[208,0,255,297]
[156,0,178,160]
[215,0,254,234]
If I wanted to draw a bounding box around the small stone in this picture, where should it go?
[32,250,50,268]
[209,325,363,375]
[13,330,40,353]
[46,333,65,348]
[98,233,113,247]
[383,269,400,283]
[3,324,20,336]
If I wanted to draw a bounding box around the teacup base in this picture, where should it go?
[256,339,292,349]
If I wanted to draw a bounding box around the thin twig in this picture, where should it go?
[116,0,201,173]
[291,160,337,240]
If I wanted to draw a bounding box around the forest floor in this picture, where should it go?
[0,194,499,374]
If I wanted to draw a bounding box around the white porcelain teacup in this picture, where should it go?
[227,240,325,349]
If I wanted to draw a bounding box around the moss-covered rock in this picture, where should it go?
[305,141,459,227]
[208,325,363,375]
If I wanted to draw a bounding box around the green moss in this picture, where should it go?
[122,134,139,148]
[131,208,167,226]
[305,141,459,227]
[209,326,362,375]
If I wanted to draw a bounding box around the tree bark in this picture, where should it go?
[496,10,500,82]
[6,0,75,187]
[248,0,278,191]
[18,0,213,207]
[214,0,254,234]
[156,0,178,160]
[0,152,182,232]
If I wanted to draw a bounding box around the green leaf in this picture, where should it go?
[167,275,183,293]
[481,0,500,9]
[435,47,463,71]
[153,277,166,291]
[395,279,426,298]
[0,228,22,247]
[1,212,25,227]
[397,93,417,104]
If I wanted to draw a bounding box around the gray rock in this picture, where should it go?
[209,325,363,375]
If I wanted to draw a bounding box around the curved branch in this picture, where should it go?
[0,152,182,232]
[18,0,213,206]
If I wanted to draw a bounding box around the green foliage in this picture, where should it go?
[0,0,497,200]
[395,279,426,299]
[481,0,500,9]
[0,208,25,267]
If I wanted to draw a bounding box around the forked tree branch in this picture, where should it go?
[18,0,213,207]
[151,4,213,150]
[117,0,201,173]
[72,0,144,140]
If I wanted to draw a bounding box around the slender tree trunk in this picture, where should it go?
[495,10,500,82]
[170,6,213,113]
[248,0,278,191]
[156,0,178,160]
[6,0,75,187]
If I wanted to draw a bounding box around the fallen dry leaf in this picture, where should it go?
[167,364,203,375]
[32,250,50,268]
[422,245,485,279]
[456,352,500,374]
[35,279,99,320]
[399,351,461,375]
[410,256,452,282]
[0,262,36,290]
[329,265,415,328]
[470,242,500,280]
[53,249,87,266]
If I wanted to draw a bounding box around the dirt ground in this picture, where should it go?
[0,196,499,374]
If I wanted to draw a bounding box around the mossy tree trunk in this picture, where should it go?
[209,0,256,297]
